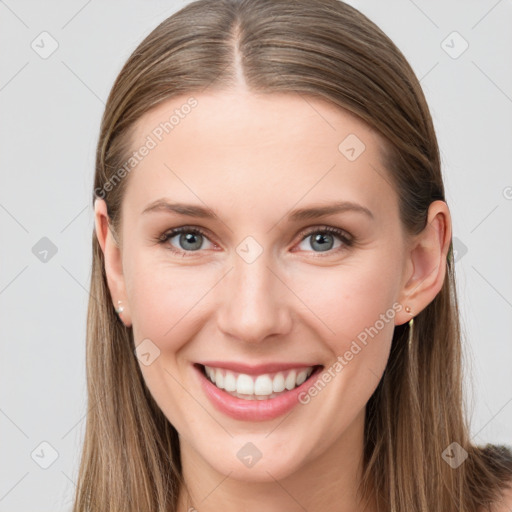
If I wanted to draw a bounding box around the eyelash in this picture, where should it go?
[156,225,354,258]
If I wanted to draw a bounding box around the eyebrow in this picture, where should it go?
[141,199,374,221]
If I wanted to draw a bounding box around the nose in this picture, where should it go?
[216,249,293,344]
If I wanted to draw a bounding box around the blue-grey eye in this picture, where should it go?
[296,228,348,253]
[163,228,214,252]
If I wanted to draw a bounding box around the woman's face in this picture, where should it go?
[104,89,415,481]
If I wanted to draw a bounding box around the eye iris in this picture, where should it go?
[180,232,202,251]
[311,232,334,252]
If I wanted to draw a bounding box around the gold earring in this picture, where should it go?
[115,300,124,314]
[405,306,414,348]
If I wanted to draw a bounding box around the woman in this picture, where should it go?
[74,0,512,510]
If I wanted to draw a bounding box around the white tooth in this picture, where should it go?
[215,368,224,389]
[223,370,237,392]
[272,372,286,392]
[296,370,308,386]
[208,366,315,395]
[206,366,215,383]
[236,374,254,395]
[254,374,273,395]
[285,370,297,390]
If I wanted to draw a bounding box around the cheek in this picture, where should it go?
[292,254,400,339]
[286,255,401,402]
[128,263,203,344]
[124,246,223,365]
[124,254,210,433]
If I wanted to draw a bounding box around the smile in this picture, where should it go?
[203,365,315,400]
[194,362,324,421]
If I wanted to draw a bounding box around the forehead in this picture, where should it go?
[124,90,396,221]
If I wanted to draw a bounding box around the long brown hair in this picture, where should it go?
[74,0,512,510]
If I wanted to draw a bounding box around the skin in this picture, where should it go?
[94,88,452,512]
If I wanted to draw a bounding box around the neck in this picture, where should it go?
[176,408,376,512]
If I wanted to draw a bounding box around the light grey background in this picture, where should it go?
[1,1,511,510]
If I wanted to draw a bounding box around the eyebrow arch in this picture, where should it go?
[141,199,374,221]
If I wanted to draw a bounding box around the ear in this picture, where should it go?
[395,200,452,326]
[94,198,132,327]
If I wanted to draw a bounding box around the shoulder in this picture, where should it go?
[487,480,512,512]
[478,444,512,512]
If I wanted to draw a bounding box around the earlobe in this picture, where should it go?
[396,200,452,325]
[93,198,132,327]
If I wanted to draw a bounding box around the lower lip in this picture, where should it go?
[193,364,323,421]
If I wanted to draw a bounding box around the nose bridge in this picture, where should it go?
[216,244,292,343]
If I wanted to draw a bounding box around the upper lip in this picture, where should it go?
[196,361,322,375]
